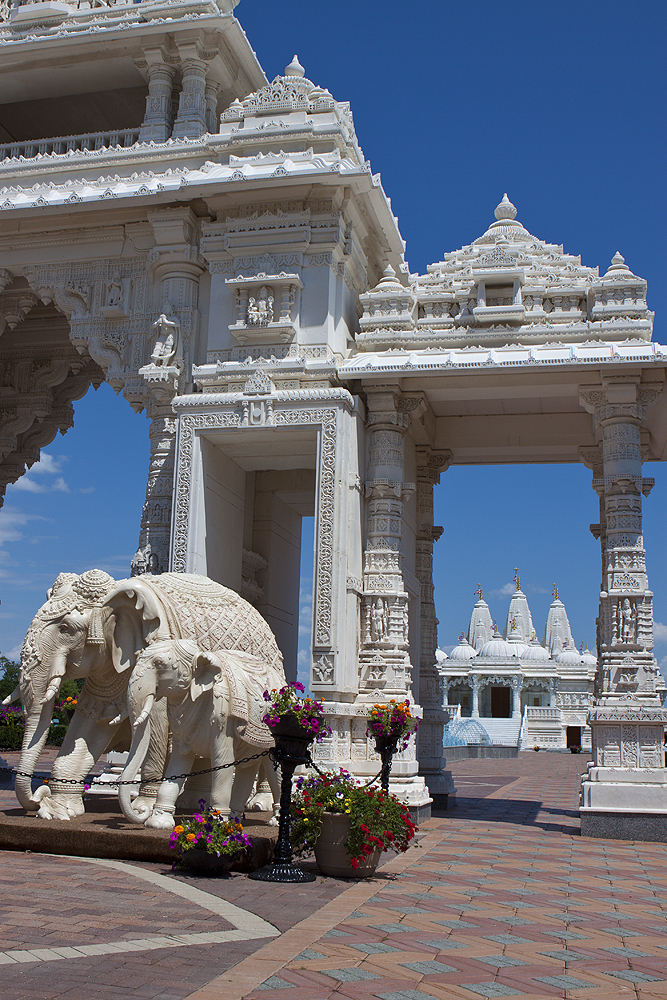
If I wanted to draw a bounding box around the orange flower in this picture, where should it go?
[173,825,184,834]
[186,833,196,842]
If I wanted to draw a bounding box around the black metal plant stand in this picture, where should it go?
[249,713,316,883]
[373,733,401,793]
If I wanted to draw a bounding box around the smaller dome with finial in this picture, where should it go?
[556,643,584,666]
[479,631,518,659]
[284,54,305,78]
[449,637,477,661]
[521,637,550,663]
[374,264,402,289]
[494,193,517,221]
[604,251,633,276]
[581,646,597,666]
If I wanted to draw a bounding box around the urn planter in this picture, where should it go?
[314,812,381,878]
[177,849,239,875]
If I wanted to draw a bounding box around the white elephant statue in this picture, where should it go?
[116,639,283,830]
[6,570,284,821]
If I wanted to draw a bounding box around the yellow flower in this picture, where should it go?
[174,825,184,834]
[303,818,309,823]
[186,833,196,842]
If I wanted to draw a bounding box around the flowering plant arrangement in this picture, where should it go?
[262,681,331,742]
[366,699,418,751]
[169,800,252,859]
[290,769,418,870]
[0,705,24,729]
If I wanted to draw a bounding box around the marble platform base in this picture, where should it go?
[581,810,667,842]
[580,763,667,841]
[423,769,456,812]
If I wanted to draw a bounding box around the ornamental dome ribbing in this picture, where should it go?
[478,632,518,659]
[555,645,584,666]
[448,637,476,661]
[521,640,550,662]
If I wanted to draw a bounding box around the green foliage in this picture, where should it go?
[0,657,19,702]
[46,724,68,746]
[290,769,418,870]
[0,725,23,750]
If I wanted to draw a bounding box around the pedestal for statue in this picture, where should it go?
[580,690,667,841]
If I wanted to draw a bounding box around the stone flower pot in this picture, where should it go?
[314,811,381,878]
[177,849,239,875]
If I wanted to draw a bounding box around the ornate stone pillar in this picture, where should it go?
[414,446,455,804]
[548,677,557,709]
[359,386,414,698]
[131,407,177,576]
[131,208,205,575]
[172,57,208,139]
[204,81,220,135]
[511,675,522,718]
[580,380,661,693]
[471,675,480,718]
[579,379,667,839]
[139,49,176,143]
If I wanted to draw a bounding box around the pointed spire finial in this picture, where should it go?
[513,567,520,591]
[552,583,559,600]
[284,54,305,78]
[494,193,517,222]
[474,584,483,600]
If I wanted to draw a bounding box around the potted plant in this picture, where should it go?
[366,700,418,790]
[170,799,252,874]
[569,744,581,754]
[251,682,332,884]
[262,681,331,746]
[290,768,418,878]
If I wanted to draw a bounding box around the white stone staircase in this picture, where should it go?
[477,718,522,747]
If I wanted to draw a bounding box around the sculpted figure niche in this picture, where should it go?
[150,302,182,369]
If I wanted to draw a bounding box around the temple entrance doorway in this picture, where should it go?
[491,686,511,718]
[566,726,582,748]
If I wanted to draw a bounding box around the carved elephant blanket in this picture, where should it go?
[213,649,283,747]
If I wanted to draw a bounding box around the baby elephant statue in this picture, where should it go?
[116,639,282,830]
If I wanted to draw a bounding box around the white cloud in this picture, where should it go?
[11,453,71,494]
[654,621,667,646]
[29,453,66,476]
[488,582,515,598]
[296,648,311,695]
[0,506,46,547]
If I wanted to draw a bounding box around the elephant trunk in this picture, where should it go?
[15,650,68,812]
[117,658,158,824]
[14,704,54,812]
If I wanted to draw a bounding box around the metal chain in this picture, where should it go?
[0,750,269,787]
[307,758,383,788]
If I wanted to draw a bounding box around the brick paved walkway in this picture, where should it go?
[1,752,667,999]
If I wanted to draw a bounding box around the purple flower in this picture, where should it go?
[294,682,305,692]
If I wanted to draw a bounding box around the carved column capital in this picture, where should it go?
[416,446,453,484]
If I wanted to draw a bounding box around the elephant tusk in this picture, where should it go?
[134,694,154,728]
[41,684,61,706]
[108,708,129,726]
[1,685,20,706]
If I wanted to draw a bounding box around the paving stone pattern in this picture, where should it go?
[0,752,666,998]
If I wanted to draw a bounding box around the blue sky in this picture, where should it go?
[2,0,667,680]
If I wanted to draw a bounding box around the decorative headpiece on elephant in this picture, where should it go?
[6,570,284,821]
[116,639,284,830]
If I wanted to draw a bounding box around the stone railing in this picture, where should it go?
[526,707,561,721]
[0,128,141,162]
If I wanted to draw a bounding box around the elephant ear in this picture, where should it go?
[104,579,164,673]
[190,651,223,701]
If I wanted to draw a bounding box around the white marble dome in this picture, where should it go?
[555,646,584,665]
[581,647,598,666]
[521,640,550,662]
[448,638,476,660]
[478,633,519,658]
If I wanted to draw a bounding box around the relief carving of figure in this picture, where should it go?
[370,597,387,642]
[150,302,181,368]
[620,598,635,642]
[247,286,274,327]
[106,274,123,308]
